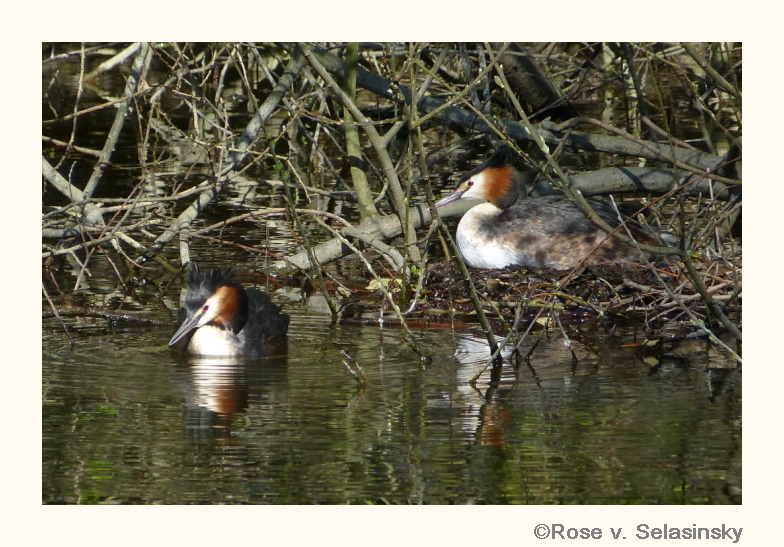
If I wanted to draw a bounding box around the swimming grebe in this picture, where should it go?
[169,263,289,356]
[435,148,672,270]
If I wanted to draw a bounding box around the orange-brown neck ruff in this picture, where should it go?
[212,285,243,331]
[483,166,518,209]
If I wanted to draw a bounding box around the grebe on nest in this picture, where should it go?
[435,148,672,270]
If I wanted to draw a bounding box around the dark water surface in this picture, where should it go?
[43,297,740,504]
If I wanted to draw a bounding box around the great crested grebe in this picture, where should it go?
[435,147,672,270]
[169,263,289,357]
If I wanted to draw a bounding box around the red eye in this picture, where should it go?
[466,180,474,187]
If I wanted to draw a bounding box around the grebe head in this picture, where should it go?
[169,264,249,348]
[436,147,526,209]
